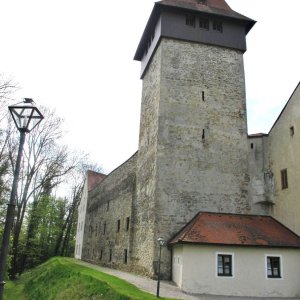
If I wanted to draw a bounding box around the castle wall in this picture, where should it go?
[155,38,253,278]
[134,36,267,279]
[268,84,300,235]
[81,153,137,271]
[133,44,162,277]
[247,135,273,215]
[75,177,88,259]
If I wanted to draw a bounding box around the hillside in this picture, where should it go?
[4,257,174,300]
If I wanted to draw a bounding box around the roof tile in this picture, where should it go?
[168,212,300,248]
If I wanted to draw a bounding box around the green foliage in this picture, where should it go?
[5,257,174,300]
[0,159,9,206]
[23,196,67,270]
[4,280,27,300]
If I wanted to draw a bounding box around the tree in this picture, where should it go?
[21,195,67,270]
[55,161,103,257]
[0,75,18,211]
[8,107,76,279]
[0,74,18,122]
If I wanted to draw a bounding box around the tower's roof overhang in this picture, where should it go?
[134,0,256,61]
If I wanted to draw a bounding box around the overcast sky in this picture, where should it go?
[0,0,299,173]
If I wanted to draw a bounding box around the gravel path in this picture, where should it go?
[75,260,300,300]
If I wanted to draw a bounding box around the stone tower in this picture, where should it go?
[133,0,256,278]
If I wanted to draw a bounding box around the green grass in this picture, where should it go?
[4,257,176,300]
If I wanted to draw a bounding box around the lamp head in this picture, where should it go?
[9,98,44,133]
[157,237,165,246]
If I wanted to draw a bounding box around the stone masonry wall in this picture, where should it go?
[82,153,137,272]
[155,38,255,278]
[133,44,162,277]
[247,135,274,215]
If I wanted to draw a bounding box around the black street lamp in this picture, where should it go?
[0,98,43,300]
[156,237,165,298]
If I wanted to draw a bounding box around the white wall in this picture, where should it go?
[172,245,183,287]
[269,84,300,235]
[172,244,300,298]
[74,177,88,259]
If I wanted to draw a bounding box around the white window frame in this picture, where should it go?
[216,252,234,278]
[265,254,283,280]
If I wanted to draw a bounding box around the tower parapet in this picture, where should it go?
[134,0,255,77]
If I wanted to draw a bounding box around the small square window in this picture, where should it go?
[213,21,223,33]
[267,256,281,278]
[186,15,196,27]
[217,254,232,277]
[281,169,288,189]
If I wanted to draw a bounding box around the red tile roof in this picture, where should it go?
[168,212,300,248]
[157,0,254,23]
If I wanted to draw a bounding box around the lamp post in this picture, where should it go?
[156,237,165,298]
[0,98,43,300]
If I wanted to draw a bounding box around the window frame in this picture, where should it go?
[216,252,234,278]
[109,249,112,262]
[117,219,121,232]
[281,169,288,189]
[213,20,223,33]
[103,222,106,235]
[124,249,128,264]
[265,255,283,279]
[199,17,209,30]
[186,14,196,27]
[126,217,130,231]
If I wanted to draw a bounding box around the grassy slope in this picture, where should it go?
[4,257,176,300]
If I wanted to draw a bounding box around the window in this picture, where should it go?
[267,256,281,278]
[251,143,254,149]
[103,222,106,235]
[199,17,209,30]
[201,91,205,101]
[186,15,196,27]
[107,201,110,211]
[217,254,233,277]
[202,129,205,140]
[213,21,223,33]
[290,126,295,136]
[281,169,288,189]
[109,249,112,262]
[100,249,103,261]
[117,219,121,232]
[126,217,130,231]
[124,249,128,264]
